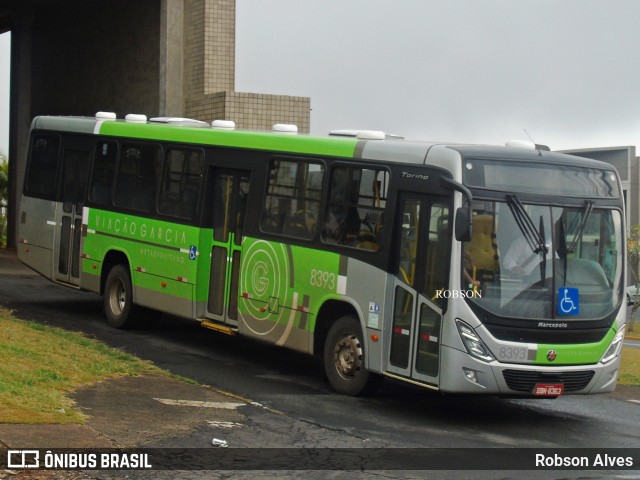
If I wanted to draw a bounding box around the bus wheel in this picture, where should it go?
[323,316,381,396]
[104,265,134,329]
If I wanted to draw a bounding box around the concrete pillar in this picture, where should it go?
[160,0,184,116]
[7,9,33,249]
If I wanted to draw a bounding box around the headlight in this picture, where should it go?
[455,319,494,362]
[600,325,626,364]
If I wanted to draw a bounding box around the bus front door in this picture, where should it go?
[386,195,450,387]
[206,169,250,326]
[53,145,91,286]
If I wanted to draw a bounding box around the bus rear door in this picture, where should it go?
[53,139,92,286]
[387,193,451,387]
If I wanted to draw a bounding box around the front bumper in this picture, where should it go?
[438,345,620,395]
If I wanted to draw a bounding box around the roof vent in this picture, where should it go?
[125,113,147,123]
[329,129,388,140]
[329,129,358,137]
[356,130,386,140]
[211,120,236,130]
[272,123,298,134]
[505,139,536,149]
[505,139,550,151]
[95,111,117,121]
[150,117,208,126]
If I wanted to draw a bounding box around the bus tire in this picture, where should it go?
[323,315,381,396]
[103,264,134,329]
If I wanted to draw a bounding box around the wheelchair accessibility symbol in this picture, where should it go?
[558,288,579,315]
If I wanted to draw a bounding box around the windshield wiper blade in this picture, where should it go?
[506,194,548,255]
[567,200,594,254]
[539,215,547,284]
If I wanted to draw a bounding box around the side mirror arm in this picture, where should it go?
[440,177,473,242]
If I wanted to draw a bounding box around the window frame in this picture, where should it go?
[88,140,118,207]
[260,156,326,241]
[157,146,205,221]
[24,133,62,201]
[321,163,390,252]
[113,141,162,214]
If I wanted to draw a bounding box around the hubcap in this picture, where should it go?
[333,333,363,380]
[110,280,126,316]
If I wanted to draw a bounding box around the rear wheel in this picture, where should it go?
[323,316,381,396]
[104,264,134,329]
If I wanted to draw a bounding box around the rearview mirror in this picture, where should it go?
[455,207,472,242]
[440,177,473,243]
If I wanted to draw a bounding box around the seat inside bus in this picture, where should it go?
[465,214,499,283]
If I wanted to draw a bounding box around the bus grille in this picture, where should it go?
[502,369,595,393]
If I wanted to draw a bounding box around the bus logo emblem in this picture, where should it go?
[547,350,557,362]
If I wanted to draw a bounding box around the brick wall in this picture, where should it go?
[184,0,311,132]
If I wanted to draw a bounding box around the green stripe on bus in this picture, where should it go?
[534,328,615,365]
[97,122,359,158]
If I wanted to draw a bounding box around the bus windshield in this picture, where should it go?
[462,200,623,320]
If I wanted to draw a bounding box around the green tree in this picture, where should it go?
[0,150,7,248]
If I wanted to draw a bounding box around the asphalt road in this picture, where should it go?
[1,260,639,479]
[626,339,640,349]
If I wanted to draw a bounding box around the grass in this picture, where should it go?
[619,346,640,386]
[0,308,166,424]
[0,308,638,426]
[621,327,640,385]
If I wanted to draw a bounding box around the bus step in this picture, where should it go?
[201,320,237,336]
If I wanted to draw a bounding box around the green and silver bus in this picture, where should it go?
[18,113,626,397]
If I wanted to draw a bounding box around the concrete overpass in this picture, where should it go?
[0,0,310,247]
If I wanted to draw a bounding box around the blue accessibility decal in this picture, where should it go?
[558,287,579,315]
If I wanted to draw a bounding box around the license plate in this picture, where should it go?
[534,383,564,396]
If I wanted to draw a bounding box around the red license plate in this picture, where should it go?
[534,383,564,396]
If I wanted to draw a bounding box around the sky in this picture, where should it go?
[1,1,640,153]
[235,0,640,151]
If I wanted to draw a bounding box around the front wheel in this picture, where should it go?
[104,264,134,329]
[323,316,381,396]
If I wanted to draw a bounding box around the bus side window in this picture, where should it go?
[261,158,324,240]
[89,141,117,206]
[25,135,60,199]
[114,144,161,212]
[158,148,203,220]
[322,166,388,251]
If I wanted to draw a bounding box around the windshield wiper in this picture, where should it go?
[555,201,594,286]
[555,218,568,285]
[538,215,547,284]
[567,200,594,254]
[506,194,548,256]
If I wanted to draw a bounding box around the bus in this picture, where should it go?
[18,113,627,397]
